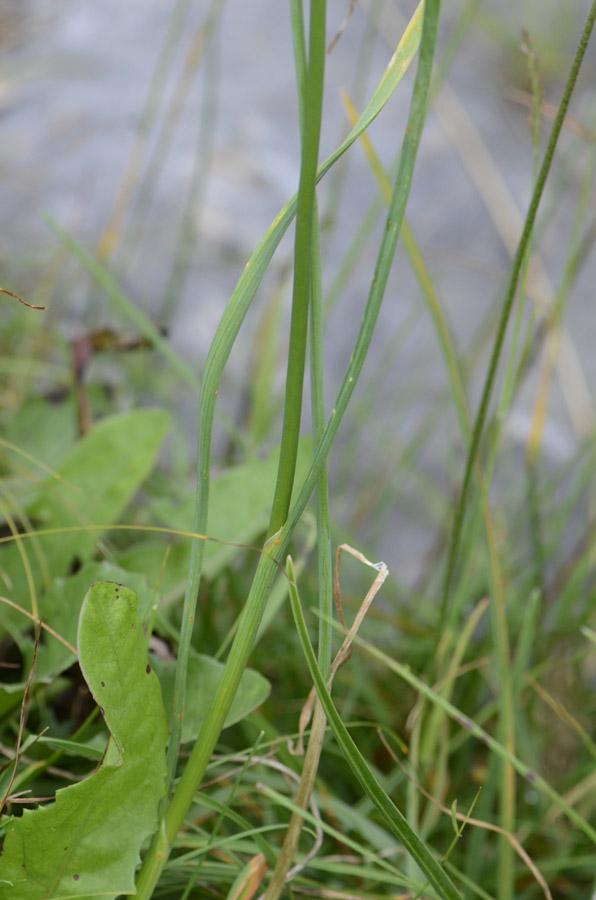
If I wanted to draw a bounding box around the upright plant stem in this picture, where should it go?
[263,6,332,890]
[310,226,334,683]
[135,2,440,894]
[438,0,596,629]
[268,0,327,534]
[287,0,333,683]
[433,16,596,891]
[263,211,333,900]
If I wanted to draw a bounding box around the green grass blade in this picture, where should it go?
[268,0,327,533]
[333,620,596,845]
[286,557,464,900]
[438,0,596,628]
[167,0,425,808]
[135,5,434,895]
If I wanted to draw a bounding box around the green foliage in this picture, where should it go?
[1,562,153,700]
[152,652,270,742]
[1,409,170,610]
[1,3,596,900]
[0,582,169,899]
[150,436,313,562]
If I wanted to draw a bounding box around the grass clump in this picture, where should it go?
[1,3,596,899]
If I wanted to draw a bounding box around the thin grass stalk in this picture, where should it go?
[268,0,327,534]
[337,619,596,844]
[438,0,596,630]
[122,0,225,268]
[496,25,543,435]
[257,780,418,886]
[289,0,307,136]
[524,98,596,467]
[0,499,37,619]
[160,12,220,321]
[309,221,334,683]
[286,558,464,900]
[178,738,263,900]
[323,192,385,319]
[510,588,541,693]
[433,15,596,878]
[428,0,480,104]
[262,5,332,887]
[262,701,327,900]
[320,0,380,237]
[262,206,333,899]
[136,5,436,894]
[96,0,193,261]
[288,0,333,682]
[345,92,516,884]
[493,62,540,461]
[150,0,421,800]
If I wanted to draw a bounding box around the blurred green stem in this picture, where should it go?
[135,0,440,894]
[269,0,327,534]
[439,0,596,629]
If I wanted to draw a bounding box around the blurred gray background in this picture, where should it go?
[1,0,595,575]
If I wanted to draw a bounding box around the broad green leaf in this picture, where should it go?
[0,562,154,703]
[152,651,270,741]
[0,581,169,899]
[0,409,169,626]
[30,409,170,555]
[2,397,79,473]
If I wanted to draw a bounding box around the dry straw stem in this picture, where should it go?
[290,545,388,758]
[0,287,45,310]
[0,523,288,577]
[506,86,596,142]
[327,0,356,53]
[0,596,77,656]
[231,854,268,900]
[406,596,491,735]
[544,769,596,826]
[0,623,41,815]
[195,749,325,898]
[0,498,40,619]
